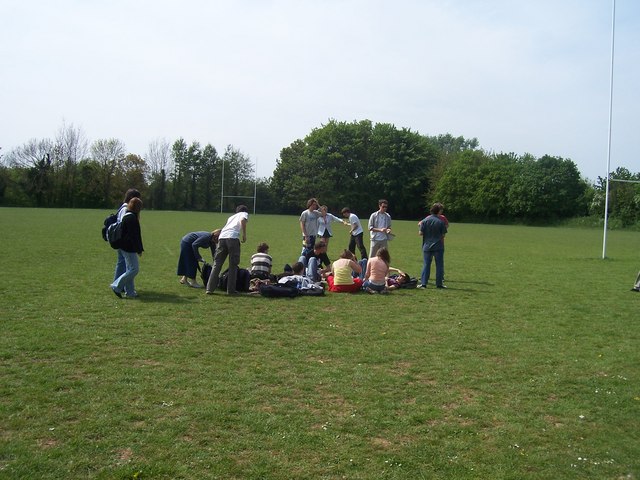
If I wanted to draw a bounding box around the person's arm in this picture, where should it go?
[350,259,362,274]
[240,218,247,243]
[364,260,372,280]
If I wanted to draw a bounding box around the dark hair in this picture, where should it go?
[123,188,141,203]
[376,247,390,265]
[292,262,304,274]
[341,207,351,215]
[236,205,248,213]
[257,242,269,253]
[378,199,388,207]
[430,203,442,215]
[307,198,318,208]
[314,240,327,250]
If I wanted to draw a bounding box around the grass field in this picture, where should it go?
[1,207,638,479]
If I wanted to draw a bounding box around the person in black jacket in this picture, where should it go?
[110,197,144,298]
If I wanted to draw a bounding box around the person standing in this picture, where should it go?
[317,205,344,251]
[206,205,249,295]
[110,197,144,298]
[419,203,448,289]
[368,199,393,258]
[177,229,220,288]
[113,188,141,297]
[341,207,367,260]
[299,198,321,254]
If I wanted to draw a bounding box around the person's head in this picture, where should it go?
[123,188,141,203]
[292,261,305,275]
[128,197,143,214]
[236,205,248,213]
[211,228,222,244]
[339,249,355,260]
[397,272,410,285]
[314,240,327,253]
[341,207,351,218]
[320,205,328,214]
[378,199,389,212]
[257,242,269,253]
[376,247,390,265]
[436,203,445,215]
[430,203,442,215]
[307,198,319,210]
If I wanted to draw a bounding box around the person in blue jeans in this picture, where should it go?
[298,240,331,282]
[113,188,141,296]
[419,203,447,289]
[110,197,144,298]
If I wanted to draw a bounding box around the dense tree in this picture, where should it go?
[91,138,126,206]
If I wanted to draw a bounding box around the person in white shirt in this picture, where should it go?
[299,198,321,253]
[341,207,368,260]
[368,199,393,258]
[317,205,344,251]
[206,205,248,295]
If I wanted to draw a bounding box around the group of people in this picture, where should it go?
[108,188,451,298]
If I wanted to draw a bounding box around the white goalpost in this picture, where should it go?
[220,157,258,215]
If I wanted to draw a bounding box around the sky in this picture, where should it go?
[1,0,638,181]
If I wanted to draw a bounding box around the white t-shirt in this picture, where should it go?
[219,211,249,239]
[349,213,363,236]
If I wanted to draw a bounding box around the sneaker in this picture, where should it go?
[366,287,376,294]
[179,277,187,285]
[417,285,427,289]
[111,286,122,298]
[436,285,448,289]
[205,290,214,295]
[632,287,640,292]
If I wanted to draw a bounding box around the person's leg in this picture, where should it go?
[348,235,356,256]
[111,250,139,294]
[420,250,429,286]
[307,257,320,281]
[207,240,229,293]
[226,239,241,294]
[435,250,445,287]
[356,233,367,259]
[633,271,640,291]
[357,258,367,280]
[298,255,308,267]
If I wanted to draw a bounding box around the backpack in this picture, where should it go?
[102,212,119,241]
[106,212,133,249]
[218,268,251,292]
[259,284,299,298]
[199,262,212,288]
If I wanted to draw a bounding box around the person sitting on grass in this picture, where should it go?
[326,249,363,293]
[386,272,411,290]
[278,262,316,289]
[250,242,273,280]
[363,247,405,294]
[298,240,332,282]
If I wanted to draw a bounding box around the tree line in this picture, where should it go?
[1,120,638,226]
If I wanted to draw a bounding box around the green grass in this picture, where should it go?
[1,207,638,479]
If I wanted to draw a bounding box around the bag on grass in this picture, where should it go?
[218,268,251,292]
[199,262,212,287]
[259,284,299,298]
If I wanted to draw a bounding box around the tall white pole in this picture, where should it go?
[220,159,225,213]
[253,158,258,215]
[602,0,616,259]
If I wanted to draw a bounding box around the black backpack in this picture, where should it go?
[259,284,299,298]
[218,268,251,292]
[105,212,133,249]
[102,212,119,241]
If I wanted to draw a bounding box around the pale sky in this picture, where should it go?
[1,0,638,181]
